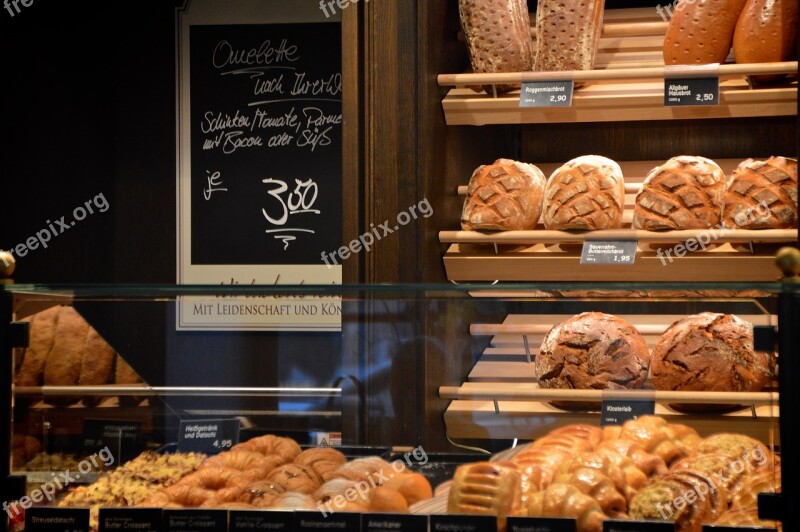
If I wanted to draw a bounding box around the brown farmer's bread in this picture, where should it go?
[663,0,749,65]
[542,156,625,231]
[458,0,534,94]
[723,157,798,229]
[534,0,606,72]
[461,159,546,231]
[634,156,726,230]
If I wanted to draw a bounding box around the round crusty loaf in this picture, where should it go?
[458,0,534,94]
[723,156,798,229]
[535,312,650,398]
[650,313,772,398]
[461,159,546,231]
[542,156,625,231]
[634,156,726,230]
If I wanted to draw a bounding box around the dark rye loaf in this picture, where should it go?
[723,156,798,229]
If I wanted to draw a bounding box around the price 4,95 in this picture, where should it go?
[213,439,233,449]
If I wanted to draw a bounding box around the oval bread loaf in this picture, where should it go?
[733,0,798,82]
[663,0,749,65]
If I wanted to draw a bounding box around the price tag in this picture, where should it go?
[702,526,777,532]
[664,77,719,106]
[363,514,428,532]
[580,241,637,265]
[600,400,656,426]
[430,514,497,532]
[296,511,361,531]
[508,516,577,531]
[177,419,240,454]
[99,508,162,532]
[82,419,142,462]
[163,510,226,532]
[519,81,574,107]
[230,510,293,531]
[604,520,675,531]
[25,508,90,532]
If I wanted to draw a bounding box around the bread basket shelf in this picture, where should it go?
[439,7,798,125]
[441,159,797,282]
[441,313,779,442]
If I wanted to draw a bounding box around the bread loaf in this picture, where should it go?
[15,306,60,386]
[461,159,546,231]
[543,156,625,231]
[535,313,650,405]
[733,0,798,82]
[458,0,534,94]
[633,156,726,230]
[534,0,605,72]
[723,156,798,229]
[650,313,773,401]
[663,0,749,65]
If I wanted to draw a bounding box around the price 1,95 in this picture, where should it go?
[613,255,632,263]
[213,439,233,449]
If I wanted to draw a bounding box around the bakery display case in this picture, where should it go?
[2,278,798,530]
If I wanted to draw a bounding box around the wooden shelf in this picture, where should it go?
[439,7,797,126]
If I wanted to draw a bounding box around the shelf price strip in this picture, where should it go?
[519,81,574,108]
[580,240,637,265]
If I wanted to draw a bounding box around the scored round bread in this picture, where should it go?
[461,159,546,231]
[457,0,534,94]
[650,313,773,411]
[542,156,625,231]
[723,156,798,229]
[535,312,650,409]
[634,156,726,230]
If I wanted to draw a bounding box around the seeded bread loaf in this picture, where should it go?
[534,0,606,73]
[458,0,534,94]
[663,0,749,65]
[461,159,546,231]
[733,0,798,82]
[542,156,625,231]
[723,156,798,229]
[634,156,726,230]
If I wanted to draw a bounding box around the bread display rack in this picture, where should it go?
[440,312,779,444]
[439,7,798,125]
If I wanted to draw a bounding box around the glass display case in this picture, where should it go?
[1,280,797,531]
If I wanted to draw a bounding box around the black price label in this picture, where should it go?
[601,400,656,426]
[580,241,637,265]
[363,513,428,532]
[605,519,675,531]
[99,508,162,532]
[296,511,361,531]
[82,419,142,462]
[519,81,574,107]
[25,508,90,532]
[230,510,293,531]
[664,77,719,106]
[508,516,577,531]
[176,419,240,454]
[430,514,497,532]
[163,510,226,532]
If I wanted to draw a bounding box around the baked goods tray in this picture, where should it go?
[441,313,779,443]
[441,159,796,282]
[439,7,797,125]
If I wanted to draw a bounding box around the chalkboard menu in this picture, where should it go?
[189,22,342,264]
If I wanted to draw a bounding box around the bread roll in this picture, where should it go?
[534,0,605,72]
[724,157,798,229]
[367,486,408,513]
[634,156,726,230]
[650,314,773,405]
[535,313,650,407]
[528,484,606,532]
[663,0,749,65]
[595,439,668,478]
[733,0,798,82]
[379,472,433,505]
[458,0,534,94]
[611,416,695,466]
[553,465,627,516]
[447,462,524,531]
[461,159,546,231]
[543,156,625,231]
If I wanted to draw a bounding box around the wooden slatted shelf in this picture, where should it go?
[442,313,780,441]
[439,7,797,125]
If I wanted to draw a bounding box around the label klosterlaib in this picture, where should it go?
[99,508,162,532]
[177,419,240,454]
[430,514,497,532]
[604,519,675,531]
[519,81,574,107]
[600,400,656,427]
[25,508,90,532]
[508,516,577,531]
[363,513,428,532]
[580,241,637,265]
[664,77,719,106]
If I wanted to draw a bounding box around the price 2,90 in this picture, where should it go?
[549,94,568,103]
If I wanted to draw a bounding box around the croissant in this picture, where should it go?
[595,439,668,478]
[528,484,606,532]
[552,467,627,517]
[447,462,524,532]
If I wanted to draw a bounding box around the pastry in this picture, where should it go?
[528,483,606,532]
[447,462,524,531]
[610,416,696,466]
